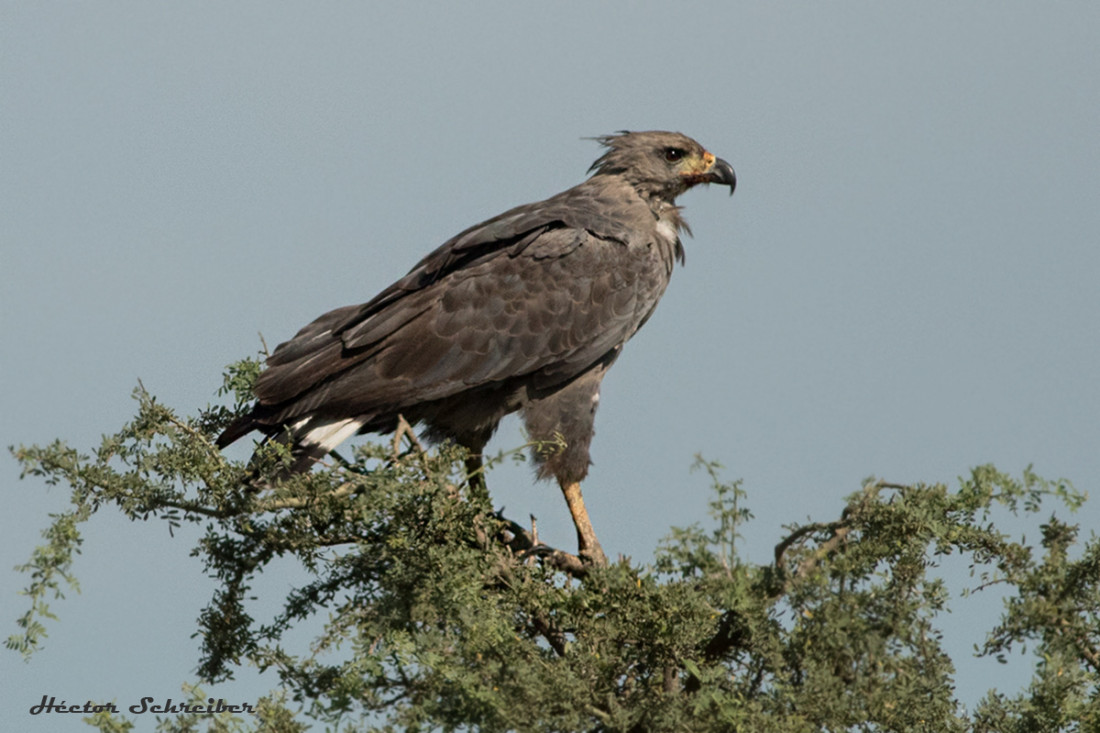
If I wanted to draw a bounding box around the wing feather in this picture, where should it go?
[240,176,664,432]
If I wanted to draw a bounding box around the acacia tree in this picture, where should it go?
[9,360,1100,731]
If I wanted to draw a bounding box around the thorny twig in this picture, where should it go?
[772,481,904,587]
[391,414,424,458]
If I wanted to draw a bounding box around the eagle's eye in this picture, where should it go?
[663,147,686,163]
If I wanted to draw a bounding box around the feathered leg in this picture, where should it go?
[523,362,614,565]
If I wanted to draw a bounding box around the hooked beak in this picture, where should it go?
[706,157,736,195]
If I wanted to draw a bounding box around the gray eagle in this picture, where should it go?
[218,131,736,564]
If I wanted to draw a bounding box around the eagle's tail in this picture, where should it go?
[217,413,368,475]
[215,414,258,449]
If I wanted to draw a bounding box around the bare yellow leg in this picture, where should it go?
[560,481,607,565]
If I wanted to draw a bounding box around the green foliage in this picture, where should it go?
[9,360,1099,731]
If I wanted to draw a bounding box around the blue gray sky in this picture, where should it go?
[3,3,1098,728]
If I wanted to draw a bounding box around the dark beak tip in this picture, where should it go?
[714,158,736,195]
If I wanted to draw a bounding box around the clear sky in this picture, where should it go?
[3,2,1098,728]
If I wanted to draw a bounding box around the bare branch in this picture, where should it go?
[391,414,424,458]
[157,499,233,519]
[774,521,841,571]
[795,526,851,579]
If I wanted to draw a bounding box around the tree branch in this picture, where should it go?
[157,499,233,519]
[391,414,424,457]
[530,611,567,656]
[253,481,359,512]
[1061,618,1100,674]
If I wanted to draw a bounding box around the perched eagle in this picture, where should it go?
[218,131,735,564]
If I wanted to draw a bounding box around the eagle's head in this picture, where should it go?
[588,130,736,201]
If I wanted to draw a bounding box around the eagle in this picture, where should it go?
[218,131,736,564]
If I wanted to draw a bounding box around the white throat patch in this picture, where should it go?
[655,217,679,245]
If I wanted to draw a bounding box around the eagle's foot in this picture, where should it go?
[579,540,608,567]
